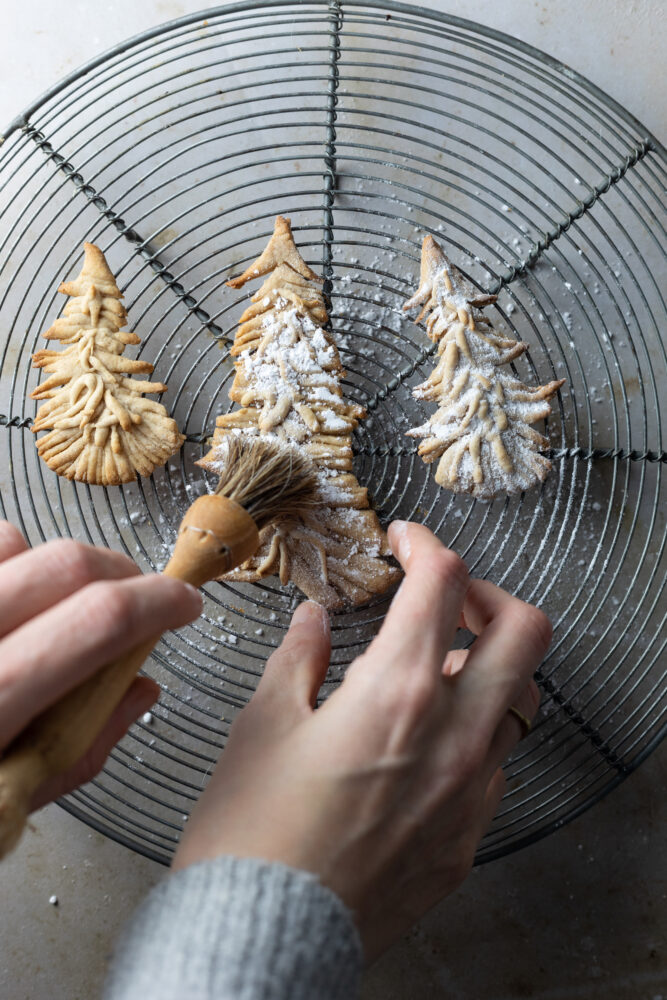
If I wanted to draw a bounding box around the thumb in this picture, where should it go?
[253,602,331,721]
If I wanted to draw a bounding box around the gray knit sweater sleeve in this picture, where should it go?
[104,856,363,1000]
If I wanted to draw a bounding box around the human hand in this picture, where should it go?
[0,521,202,811]
[173,520,550,959]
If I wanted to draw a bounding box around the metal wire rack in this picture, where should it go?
[0,1,665,865]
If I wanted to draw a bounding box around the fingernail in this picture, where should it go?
[292,600,329,636]
[183,582,203,612]
[389,520,411,561]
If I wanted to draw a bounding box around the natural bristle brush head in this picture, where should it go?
[167,435,319,587]
[210,434,319,529]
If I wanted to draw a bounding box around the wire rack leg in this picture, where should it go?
[21,124,226,342]
[488,139,653,295]
[536,670,630,775]
[322,0,343,311]
[363,138,655,415]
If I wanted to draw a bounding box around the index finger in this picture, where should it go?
[0,539,142,639]
[365,521,469,680]
[0,522,27,563]
[0,574,202,748]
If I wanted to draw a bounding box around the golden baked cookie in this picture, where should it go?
[31,243,184,484]
[405,236,565,499]
[199,216,400,609]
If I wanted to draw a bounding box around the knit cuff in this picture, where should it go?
[104,855,363,1000]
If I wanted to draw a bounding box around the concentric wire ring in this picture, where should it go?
[0,1,664,864]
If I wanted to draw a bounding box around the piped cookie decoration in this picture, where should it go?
[404,236,565,499]
[30,243,184,484]
[198,216,400,609]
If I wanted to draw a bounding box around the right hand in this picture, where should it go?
[173,520,550,959]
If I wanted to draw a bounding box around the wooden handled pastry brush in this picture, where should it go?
[0,435,317,859]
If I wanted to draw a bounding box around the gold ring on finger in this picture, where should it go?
[508,705,532,738]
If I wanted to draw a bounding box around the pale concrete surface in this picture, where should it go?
[0,807,161,1000]
[363,749,667,1000]
[0,0,664,139]
[0,2,665,999]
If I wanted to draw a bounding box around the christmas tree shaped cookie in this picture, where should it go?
[404,236,565,499]
[31,243,184,484]
[198,216,399,609]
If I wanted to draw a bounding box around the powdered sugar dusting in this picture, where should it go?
[405,237,564,498]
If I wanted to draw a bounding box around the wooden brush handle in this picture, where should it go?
[0,495,259,860]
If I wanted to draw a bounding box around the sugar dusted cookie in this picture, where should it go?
[404,236,565,499]
[31,243,184,484]
[199,216,399,609]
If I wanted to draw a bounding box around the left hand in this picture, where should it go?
[0,521,202,811]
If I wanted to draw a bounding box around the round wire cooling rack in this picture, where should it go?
[0,1,665,865]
